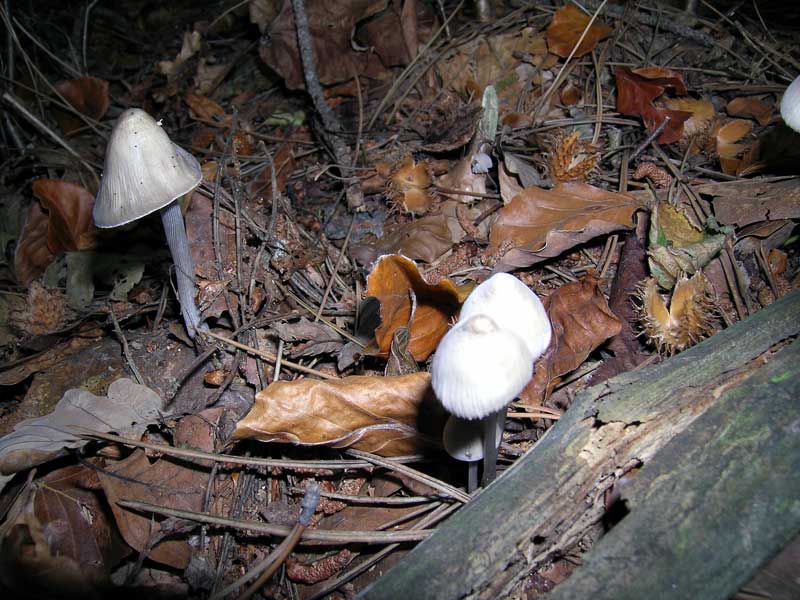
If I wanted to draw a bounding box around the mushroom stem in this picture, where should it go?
[467,461,479,494]
[481,408,506,488]
[160,201,204,339]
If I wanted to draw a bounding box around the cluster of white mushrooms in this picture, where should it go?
[432,273,552,492]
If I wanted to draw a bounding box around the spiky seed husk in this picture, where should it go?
[637,273,717,354]
[386,156,435,215]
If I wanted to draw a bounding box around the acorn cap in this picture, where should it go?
[442,414,503,462]
[431,314,533,420]
[781,75,800,133]
[93,108,202,228]
[459,272,552,360]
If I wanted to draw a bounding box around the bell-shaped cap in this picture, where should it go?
[432,314,533,419]
[442,414,503,462]
[93,108,202,228]
[781,75,800,133]
[459,272,552,360]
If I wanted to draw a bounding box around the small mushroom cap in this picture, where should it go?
[459,273,552,360]
[93,108,202,228]
[432,314,533,419]
[442,414,503,462]
[781,75,800,133]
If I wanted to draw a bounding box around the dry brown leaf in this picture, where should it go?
[487,182,642,270]
[520,275,621,404]
[184,93,232,127]
[664,97,716,153]
[546,4,613,58]
[98,446,210,569]
[726,95,773,126]
[233,372,437,456]
[258,0,389,90]
[713,119,754,174]
[248,142,295,200]
[353,214,458,266]
[32,179,97,254]
[14,202,54,285]
[53,76,109,135]
[366,254,464,360]
[0,466,129,597]
[615,67,692,144]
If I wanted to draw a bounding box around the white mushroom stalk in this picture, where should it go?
[432,273,551,490]
[93,108,205,338]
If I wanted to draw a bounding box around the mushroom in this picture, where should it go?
[781,74,800,132]
[93,108,205,338]
[431,313,533,489]
[432,274,552,489]
[459,272,552,359]
[442,414,504,493]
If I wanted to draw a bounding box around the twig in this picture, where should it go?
[288,486,432,505]
[77,429,426,471]
[109,310,145,385]
[202,329,338,379]
[628,116,671,163]
[214,483,321,600]
[81,0,100,73]
[315,217,354,322]
[346,449,471,503]
[116,499,434,543]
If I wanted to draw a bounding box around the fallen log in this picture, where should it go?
[359,289,800,599]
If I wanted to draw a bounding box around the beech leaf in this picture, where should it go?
[233,372,438,456]
[488,182,642,270]
[520,275,621,405]
[32,179,98,254]
[366,254,465,360]
[615,67,692,144]
[546,4,612,58]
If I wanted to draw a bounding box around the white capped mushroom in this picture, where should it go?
[781,75,800,133]
[459,272,552,359]
[93,108,204,338]
[432,314,534,420]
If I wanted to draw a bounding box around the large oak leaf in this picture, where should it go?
[488,182,642,270]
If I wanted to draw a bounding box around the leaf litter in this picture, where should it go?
[0,1,799,598]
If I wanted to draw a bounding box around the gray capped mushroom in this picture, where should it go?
[442,413,504,493]
[93,108,205,338]
[781,74,800,133]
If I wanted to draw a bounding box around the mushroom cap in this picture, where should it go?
[781,75,800,132]
[432,314,533,419]
[459,273,552,360]
[442,414,503,462]
[93,108,202,228]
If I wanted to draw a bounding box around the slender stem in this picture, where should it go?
[467,461,479,494]
[161,201,204,338]
[481,408,506,488]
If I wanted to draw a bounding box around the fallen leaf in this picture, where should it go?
[0,466,129,597]
[14,201,55,285]
[712,118,754,175]
[520,275,622,405]
[546,4,613,58]
[0,378,165,491]
[615,67,692,144]
[352,214,458,266]
[258,0,389,90]
[488,182,642,270]
[248,142,295,200]
[184,93,232,127]
[157,30,202,79]
[53,76,110,135]
[647,202,729,289]
[233,372,438,456]
[98,448,207,568]
[32,179,98,253]
[272,317,344,358]
[726,95,773,126]
[366,255,464,360]
[703,178,800,227]
[664,97,716,152]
